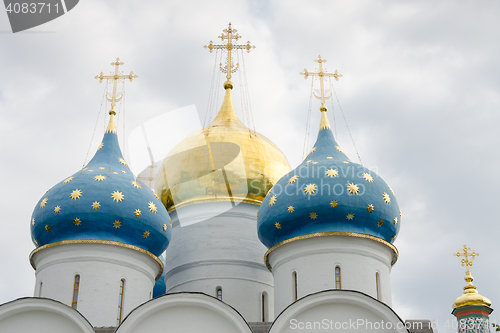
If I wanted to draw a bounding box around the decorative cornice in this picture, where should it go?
[167,196,261,213]
[264,231,398,272]
[29,239,164,280]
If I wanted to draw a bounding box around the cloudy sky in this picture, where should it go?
[1,0,500,331]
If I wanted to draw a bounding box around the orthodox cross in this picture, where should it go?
[454,245,478,273]
[300,55,343,110]
[204,22,255,81]
[95,57,138,115]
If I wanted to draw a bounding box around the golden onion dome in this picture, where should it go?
[155,81,291,213]
[453,270,491,309]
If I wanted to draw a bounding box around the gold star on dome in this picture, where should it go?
[94,175,106,181]
[121,170,126,174]
[142,230,150,238]
[391,235,396,241]
[73,217,81,226]
[309,147,316,154]
[112,172,118,174]
[148,202,157,213]
[269,195,277,206]
[131,181,142,188]
[383,192,391,205]
[70,189,82,200]
[347,183,359,195]
[310,212,318,219]
[87,170,94,172]
[118,157,127,166]
[343,161,349,164]
[288,175,299,184]
[92,201,101,210]
[400,210,402,218]
[389,186,395,195]
[45,225,51,232]
[393,217,398,225]
[287,206,294,213]
[32,218,35,225]
[327,157,333,159]
[304,183,317,195]
[346,213,354,220]
[113,220,121,228]
[111,191,124,202]
[312,162,318,165]
[40,198,48,208]
[54,206,61,214]
[99,167,105,170]
[83,168,88,171]
[275,222,281,229]
[162,224,167,232]
[377,220,384,227]
[169,216,172,228]
[325,168,338,178]
[330,200,338,208]
[63,177,73,183]
[367,204,374,213]
[154,193,160,201]
[134,209,142,218]
[335,145,344,153]
[362,173,374,182]
[98,143,104,150]
[34,239,38,246]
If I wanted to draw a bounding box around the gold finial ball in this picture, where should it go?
[320,105,328,112]
[224,81,234,90]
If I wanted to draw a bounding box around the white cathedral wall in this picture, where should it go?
[165,202,274,322]
[31,242,162,327]
[268,235,395,315]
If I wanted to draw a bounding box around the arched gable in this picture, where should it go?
[0,297,94,333]
[116,292,252,333]
[269,290,409,333]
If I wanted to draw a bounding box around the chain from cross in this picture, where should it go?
[454,245,478,273]
[204,22,255,81]
[95,57,138,115]
[300,55,343,110]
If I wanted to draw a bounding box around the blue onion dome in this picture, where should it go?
[153,253,167,298]
[257,110,401,249]
[30,112,171,256]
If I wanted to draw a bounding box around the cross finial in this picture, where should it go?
[204,22,255,82]
[454,245,478,273]
[300,55,343,112]
[95,57,138,115]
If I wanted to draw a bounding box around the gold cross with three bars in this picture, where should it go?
[300,55,343,110]
[95,58,138,115]
[204,23,255,81]
[454,245,478,273]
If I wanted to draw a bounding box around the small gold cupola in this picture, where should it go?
[453,245,491,309]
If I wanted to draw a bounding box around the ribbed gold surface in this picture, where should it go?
[155,86,291,212]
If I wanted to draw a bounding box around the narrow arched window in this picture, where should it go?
[116,279,125,325]
[261,292,265,322]
[376,272,381,300]
[293,271,298,301]
[335,266,341,289]
[71,275,80,309]
[216,287,222,301]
